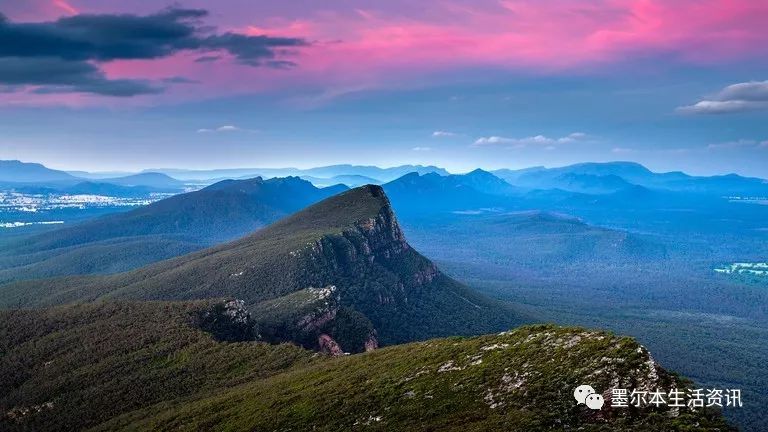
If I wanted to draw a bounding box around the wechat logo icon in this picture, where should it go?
[574,384,604,410]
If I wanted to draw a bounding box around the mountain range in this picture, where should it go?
[136,164,449,182]
[4,163,759,285]
[5,159,767,197]
[494,161,768,196]
[0,169,740,431]
[0,160,186,192]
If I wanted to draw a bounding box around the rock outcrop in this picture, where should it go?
[318,334,345,356]
[195,299,257,342]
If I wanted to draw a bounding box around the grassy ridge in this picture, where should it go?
[94,325,732,432]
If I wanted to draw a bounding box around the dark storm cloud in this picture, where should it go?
[0,57,162,96]
[194,55,221,63]
[161,76,199,84]
[0,8,307,96]
[201,33,305,66]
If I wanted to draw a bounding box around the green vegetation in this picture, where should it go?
[93,324,732,432]
[0,301,315,432]
[398,211,768,431]
[0,302,733,431]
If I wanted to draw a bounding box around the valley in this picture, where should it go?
[0,191,175,229]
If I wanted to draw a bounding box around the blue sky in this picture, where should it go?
[0,1,767,177]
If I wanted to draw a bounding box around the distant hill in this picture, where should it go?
[494,169,635,194]
[65,170,135,179]
[300,164,449,182]
[400,209,667,286]
[62,181,163,197]
[98,172,185,190]
[142,167,299,181]
[0,176,347,283]
[0,161,183,195]
[0,301,732,431]
[495,162,768,196]
[383,169,519,215]
[0,160,79,183]
[1,185,525,349]
[301,174,381,187]
[141,164,450,182]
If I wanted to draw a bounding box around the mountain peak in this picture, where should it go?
[4,183,520,352]
[0,159,78,183]
[263,184,393,236]
[202,176,264,191]
[465,168,493,177]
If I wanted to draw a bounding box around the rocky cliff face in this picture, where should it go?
[318,334,345,356]
[251,285,379,355]
[300,196,439,307]
[263,193,445,352]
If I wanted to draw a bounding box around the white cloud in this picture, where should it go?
[472,132,588,148]
[556,132,588,143]
[716,81,768,101]
[197,125,257,133]
[432,130,459,137]
[708,139,768,150]
[677,80,768,114]
[412,146,432,151]
[216,125,239,132]
[611,147,636,154]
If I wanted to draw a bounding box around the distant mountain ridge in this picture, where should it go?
[383,169,519,215]
[0,176,347,283]
[0,160,78,183]
[139,164,449,182]
[96,172,184,189]
[300,174,381,188]
[7,159,765,197]
[494,161,768,196]
[0,160,185,191]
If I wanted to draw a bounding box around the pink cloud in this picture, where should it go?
[241,0,768,77]
[5,0,768,105]
[52,0,78,15]
[0,0,78,20]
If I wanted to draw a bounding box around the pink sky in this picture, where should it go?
[3,0,768,104]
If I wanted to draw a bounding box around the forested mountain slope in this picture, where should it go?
[0,177,347,283]
[1,186,524,349]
